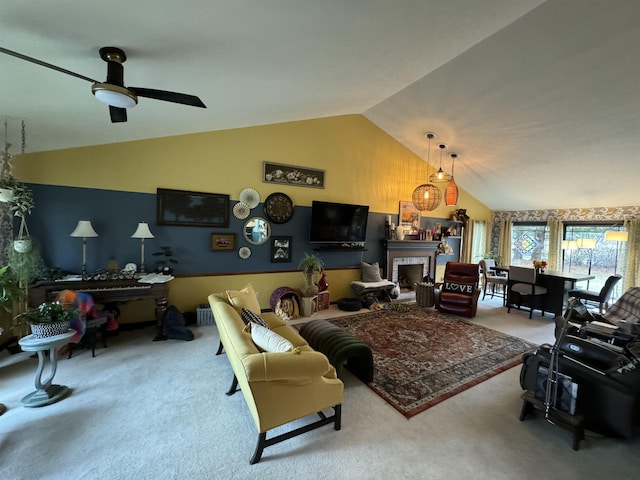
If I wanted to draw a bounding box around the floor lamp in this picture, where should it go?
[131,222,155,273]
[561,240,577,272]
[70,220,98,278]
[576,238,596,289]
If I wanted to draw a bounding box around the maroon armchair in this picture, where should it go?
[434,262,481,318]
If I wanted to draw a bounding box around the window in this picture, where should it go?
[508,222,626,299]
[563,224,626,298]
[510,223,548,267]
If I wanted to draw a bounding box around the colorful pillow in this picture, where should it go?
[442,281,476,296]
[240,307,270,329]
[250,323,294,353]
[226,283,261,314]
[361,262,383,283]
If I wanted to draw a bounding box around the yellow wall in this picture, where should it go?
[8,114,491,324]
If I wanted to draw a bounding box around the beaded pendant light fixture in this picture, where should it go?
[445,152,459,206]
[429,143,452,182]
[412,132,442,211]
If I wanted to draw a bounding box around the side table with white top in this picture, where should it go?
[18,330,76,407]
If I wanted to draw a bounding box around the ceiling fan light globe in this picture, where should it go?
[92,83,138,108]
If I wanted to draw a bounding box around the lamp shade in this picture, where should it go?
[576,238,596,249]
[70,220,98,237]
[604,231,628,242]
[561,240,578,250]
[131,222,155,239]
[412,184,442,211]
[444,179,458,206]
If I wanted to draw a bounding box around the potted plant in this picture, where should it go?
[5,241,45,333]
[14,301,77,339]
[0,175,18,203]
[0,265,22,314]
[7,180,34,252]
[152,246,178,274]
[298,252,324,297]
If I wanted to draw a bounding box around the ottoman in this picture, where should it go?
[299,319,374,383]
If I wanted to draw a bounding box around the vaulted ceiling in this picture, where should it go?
[1,0,639,211]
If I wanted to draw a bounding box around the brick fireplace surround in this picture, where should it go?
[384,240,439,299]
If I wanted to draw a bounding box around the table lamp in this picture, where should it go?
[70,220,98,277]
[131,222,155,273]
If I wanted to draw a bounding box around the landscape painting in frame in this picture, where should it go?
[399,201,421,229]
[263,161,324,188]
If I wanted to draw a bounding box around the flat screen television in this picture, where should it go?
[309,201,369,243]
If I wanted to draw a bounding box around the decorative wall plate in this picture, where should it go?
[233,202,250,219]
[239,188,260,209]
[263,192,294,224]
[239,246,252,259]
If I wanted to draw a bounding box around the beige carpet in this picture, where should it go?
[1,297,639,479]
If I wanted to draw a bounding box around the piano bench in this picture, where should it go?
[68,317,109,358]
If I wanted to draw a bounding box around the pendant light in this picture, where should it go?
[429,143,452,182]
[445,152,459,206]
[412,132,442,211]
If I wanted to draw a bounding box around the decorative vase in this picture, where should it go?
[0,188,14,203]
[30,321,70,339]
[301,271,319,297]
[13,238,32,253]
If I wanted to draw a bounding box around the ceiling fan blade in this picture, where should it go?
[110,106,127,123]
[130,87,206,108]
[0,46,98,83]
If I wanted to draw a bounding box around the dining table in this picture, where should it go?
[494,266,594,317]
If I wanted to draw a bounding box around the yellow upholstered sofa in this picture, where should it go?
[208,287,344,464]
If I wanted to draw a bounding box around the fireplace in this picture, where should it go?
[385,240,439,301]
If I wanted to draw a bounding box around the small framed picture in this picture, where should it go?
[211,233,236,251]
[271,236,292,263]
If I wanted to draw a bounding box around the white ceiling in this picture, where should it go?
[1,0,639,211]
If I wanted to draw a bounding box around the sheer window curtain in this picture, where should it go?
[623,218,639,290]
[498,219,512,267]
[547,218,563,271]
[461,221,474,263]
[470,220,487,264]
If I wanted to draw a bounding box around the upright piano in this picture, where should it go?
[28,278,170,341]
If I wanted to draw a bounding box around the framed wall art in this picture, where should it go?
[211,233,236,251]
[263,161,325,189]
[399,201,421,229]
[271,236,292,263]
[157,188,229,227]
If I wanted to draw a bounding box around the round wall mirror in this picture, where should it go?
[243,217,271,245]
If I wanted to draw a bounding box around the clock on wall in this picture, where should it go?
[264,192,294,224]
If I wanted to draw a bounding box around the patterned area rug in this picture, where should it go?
[328,304,536,418]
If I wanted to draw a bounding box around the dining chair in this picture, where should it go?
[479,259,508,305]
[507,266,547,318]
[568,274,622,313]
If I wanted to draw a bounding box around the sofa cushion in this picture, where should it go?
[442,281,476,296]
[361,262,383,282]
[241,307,270,329]
[226,283,261,314]
[251,323,296,353]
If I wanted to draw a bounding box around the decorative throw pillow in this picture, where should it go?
[442,281,476,296]
[240,307,270,329]
[226,283,261,314]
[250,323,294,353]
[361,261,383,283]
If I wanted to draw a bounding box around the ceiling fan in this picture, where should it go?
[0,46,206,123]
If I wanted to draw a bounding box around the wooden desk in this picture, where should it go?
[29,279,169,341]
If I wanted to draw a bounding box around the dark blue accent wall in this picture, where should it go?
[27,184,390,275]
